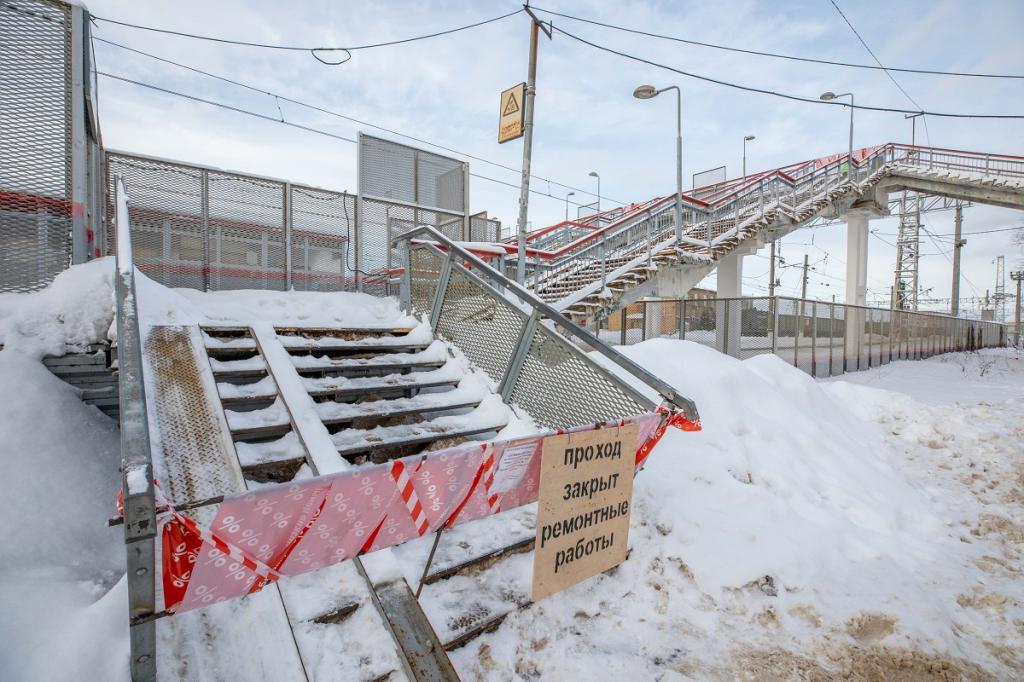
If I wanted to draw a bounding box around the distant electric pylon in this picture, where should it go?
[993,255,1008,322]
[892,191,920,310]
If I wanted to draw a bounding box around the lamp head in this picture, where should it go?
[567,191,575,197]
[819,91,837,101]
[633,84,658,100]
[744,135,756,141]
[589,171,599,178]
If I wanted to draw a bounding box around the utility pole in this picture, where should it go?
[1012,271,1023,348]
[515,9,550,284]
[951,203,964,317]
[768,241,777,298]
[800,253,809,301]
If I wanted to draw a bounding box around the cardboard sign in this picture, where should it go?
[532,424,637,601]
[498,82,526,143]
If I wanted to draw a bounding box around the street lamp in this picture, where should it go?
[588,171,601,220]
[820,91,854,178]
[634,83,682,241]
[742,134,755,185]
[564,191,575,222]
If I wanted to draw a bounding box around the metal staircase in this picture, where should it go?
[503,144,1024,319]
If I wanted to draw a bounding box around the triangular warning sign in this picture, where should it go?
[502,91,520,117]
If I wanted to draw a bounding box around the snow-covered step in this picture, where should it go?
[316,385,485,429]
[302,363,462,400]
[209,355,269,379]
[292,341,449,378]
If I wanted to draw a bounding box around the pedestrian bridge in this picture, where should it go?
[495,144,1024,320]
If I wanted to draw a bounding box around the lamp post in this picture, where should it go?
[742,135,755,184]
[588,171,601,220]
[820,91,854,177]
[564,191,575,222]
[634,84,682,241]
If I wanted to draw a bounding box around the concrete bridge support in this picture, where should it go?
[716,251,744,356]
[844,210,871,369]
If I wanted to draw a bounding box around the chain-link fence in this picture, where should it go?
[1,0,103,293]
[600,296,1006,376]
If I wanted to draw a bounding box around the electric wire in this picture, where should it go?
[91,36,620,204]
[92,8,523,65]
[530,5,1024,80]
[550,24,1024,119]
[95,71,598,210]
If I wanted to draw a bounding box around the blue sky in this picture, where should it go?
[88,0,1024,316]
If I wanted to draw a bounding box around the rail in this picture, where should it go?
[393,225,699,422]
[114,176,158,681]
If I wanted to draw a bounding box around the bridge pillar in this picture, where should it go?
[844,211,871,369]
[716,252,743,356]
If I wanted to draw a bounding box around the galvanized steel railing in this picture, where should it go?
[394,226,699,424]
[114,176,158,681]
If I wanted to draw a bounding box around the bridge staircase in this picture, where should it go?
[506,144,1024,320]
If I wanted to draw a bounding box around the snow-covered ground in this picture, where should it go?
[1,260,1021,680]
[454,342,1024,680]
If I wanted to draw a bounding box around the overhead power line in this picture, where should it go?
[550,25,1024,119]
[95,71,599,210]
[92,36,621,204]
[93,8,523,64]
[530,5,1024,80]
[827,0,932,144]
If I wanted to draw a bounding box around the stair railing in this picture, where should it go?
[113,176,158,682]
[394,226,699,425]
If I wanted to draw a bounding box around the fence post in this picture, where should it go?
[70,5,89,264]
[793,299,800,369]
[200,169,210,291]
[811,300,817,377]
[620,308,627,345]
[771,297,778,357]
[828,303,834,377]
[284,182,293,291]
[499,311,540,401]
[641,302,648,342]
[429,255,453,327]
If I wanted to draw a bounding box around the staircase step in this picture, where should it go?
[317,390,484,429]
[304,372,461,401]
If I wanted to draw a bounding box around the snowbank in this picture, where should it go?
[0,351,127,680]
[0,258,115,359]
[453,340,1024,679]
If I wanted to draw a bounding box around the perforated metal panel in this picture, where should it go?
[409,246,442,317]
[0,0,73,292]
[509,323,647,428]
[144,326,245,505]
[208,170,286,291]
[290,185,353,291]
[107,153,205,289]
[435,264,527,383]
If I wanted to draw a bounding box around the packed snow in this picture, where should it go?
[2,258,1021,680]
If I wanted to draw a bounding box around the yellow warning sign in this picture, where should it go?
[498,82,526,144]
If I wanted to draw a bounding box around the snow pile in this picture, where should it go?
[135,270,418,329]
[453,341,1023,679]
[0,351,127,680]
[0,257,115,359]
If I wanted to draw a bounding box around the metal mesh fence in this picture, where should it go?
[0,0,73,292]
[107,152,360,292]
[434,263,528,384]
[509,322,648,428]
[597,295,1005,377]
[408,245,442,317]
[290,185,353,292]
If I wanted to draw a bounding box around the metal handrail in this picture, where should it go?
[114,176,158,681]
[393,225,700,421]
